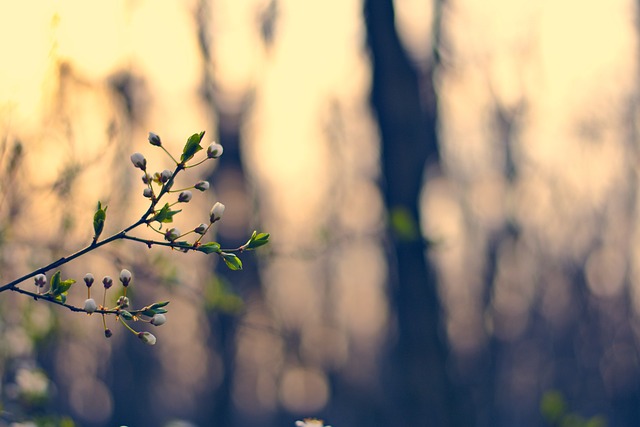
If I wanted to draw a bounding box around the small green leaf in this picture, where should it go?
[93,201,107,241]
[150,301,170,309]
[222,252,243,270]
[152,203,182,224]
[245,231,270,250]
[57,279,75,295]
[197,242,221,254]
[180,131,205,164]
[120,310,134,320]
[49,271,61,295]
[139,301,170,317]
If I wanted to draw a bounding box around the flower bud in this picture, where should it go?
[195,181,210,191]
[143,188,153,198]
[164,228,180,242]
[178,191,192,203]
[84,298,97,313]
[104,328,113,338]
[160,169,172,183]
[209,202,225,223]
[130,152,147,170]
[207,142,224,159]
[194,223,208,235]
[142,173,151,184]
[148,132,162,147]
[150,313,166,326]
[34,273,46,288]
[102,276,113,289]
[138,331,157,345]
[117,296,130,308]
[119,269,132,286]
[83,273,94,287]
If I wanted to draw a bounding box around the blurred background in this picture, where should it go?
[0,0,638,426]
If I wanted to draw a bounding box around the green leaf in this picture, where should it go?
[150,301,170,309]
[180,131,205,164]
[93,201,107,241]
[49,271,61,295]
[197,242,221,254]
[222,252,243,270]
[139,301,170,317]
[245,231,270,250]
[119,310,133,320]
[152,203,182,224]
[57,279,75,295]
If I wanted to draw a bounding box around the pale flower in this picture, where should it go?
[83,273,94,287]
[209,202,225,223]
[84,298,97,313]
[195,180,209,191]
[34,273,46,288]
[102,276,113,289]
[164,228,181,242]
[207,142,224,159]
[150,313,166,326]
[119,269,132,286]
[130,152,146,170]
[148,132,162,146]
[178,190,192,203]
[160,169,172,183]
[194,223,208,235]
[138,331,157,345]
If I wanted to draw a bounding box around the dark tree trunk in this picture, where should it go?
[363,0,465,425]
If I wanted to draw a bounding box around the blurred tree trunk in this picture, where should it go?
[195,2,263,425]
[363,0,465,425]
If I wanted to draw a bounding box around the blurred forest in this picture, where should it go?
[0,0,639,426]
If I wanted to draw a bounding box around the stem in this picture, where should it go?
[161,146,180,165]
[8,286,122,315]
[185,157,208,168]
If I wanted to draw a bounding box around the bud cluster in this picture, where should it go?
[13,130,268,349]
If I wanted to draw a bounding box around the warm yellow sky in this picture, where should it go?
[1,0,639,422]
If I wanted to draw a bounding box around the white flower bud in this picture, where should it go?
[178,190,192,203]
[150,313,166,326]
[117,296,130,308]
[142,173,151,184]
[148,132,162,147]
[143,188,153,198]
[164,228,180,242]
[195,181,210,191]
[209,202,225,223]
[194,223,208,235]
[160,169,172,183]
[83,273,94,287]
[34,273,47,288]
[102,276,113,289]
[207,142,224,159]
[119,269,132,286]
[84,298,97,313]
[138,331,157,345]
[130,152,147,170]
